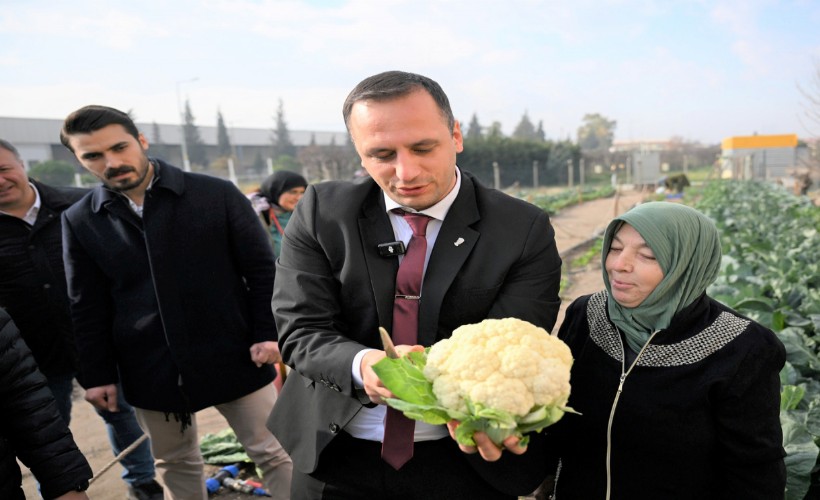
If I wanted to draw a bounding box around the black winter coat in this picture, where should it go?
[0,308,91,499]
[549,291,786,499]
[62,160,276,412]
[0,181,87,377]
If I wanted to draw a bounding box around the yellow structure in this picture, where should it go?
[720,134,805,181]
[721,134,798,151]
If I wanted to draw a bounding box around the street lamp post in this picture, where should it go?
[176,77,199,172]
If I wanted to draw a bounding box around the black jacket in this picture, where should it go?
[0,308,91,499]
[0,181,87,377]
[62,160,277,412]
[549,291,786,499]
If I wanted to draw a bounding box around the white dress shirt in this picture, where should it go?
[345,168,463,442]
[0,182,41,225]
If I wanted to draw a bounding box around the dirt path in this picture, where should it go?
[21,188,647,499]
[22,393,239,498]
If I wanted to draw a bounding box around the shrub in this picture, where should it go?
[28,160,77,186]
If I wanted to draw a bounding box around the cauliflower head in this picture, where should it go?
[372,317,576,447]
[424,317,572,417]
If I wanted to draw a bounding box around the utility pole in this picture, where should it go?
[227,158,238,186]
[579,158,585,188]
[532,160,539,189]
[626,155,632,185]
[493,161,500,190]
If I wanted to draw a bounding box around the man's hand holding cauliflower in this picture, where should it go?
[370,317,574,461]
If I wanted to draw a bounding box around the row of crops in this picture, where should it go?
[695,181,820,499]
[525,185,616,214]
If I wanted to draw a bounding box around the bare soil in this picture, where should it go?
[21,188,647,499]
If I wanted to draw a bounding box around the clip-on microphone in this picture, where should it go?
[377,241,406,257]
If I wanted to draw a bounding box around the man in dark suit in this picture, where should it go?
[267,71,562,499]
[59,106,292,499]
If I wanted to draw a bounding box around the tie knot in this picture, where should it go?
[393,209,431,237]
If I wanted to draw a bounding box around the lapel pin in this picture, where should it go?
[454,237,465,247]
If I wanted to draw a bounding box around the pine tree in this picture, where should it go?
[216,110,232,158]
[183,100,208,168]
[512,112,537,141]
[466,113,483,140]
[536,121,546,142]
[272,99,296,158]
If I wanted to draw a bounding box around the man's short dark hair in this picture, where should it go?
[0,138,22,161]
[60,105,140,152]
[342,70,455,133]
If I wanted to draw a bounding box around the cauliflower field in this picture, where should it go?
[696,181,820,500]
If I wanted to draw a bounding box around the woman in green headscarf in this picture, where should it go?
[545,202,786,499]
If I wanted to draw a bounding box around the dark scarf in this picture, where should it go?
[260,170,307,210]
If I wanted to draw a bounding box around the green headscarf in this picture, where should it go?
[601,202,722,353]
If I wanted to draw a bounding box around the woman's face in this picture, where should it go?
[277,186,306,212]
[605,223,664,308]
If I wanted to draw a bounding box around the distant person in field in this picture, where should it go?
[59,105,292,500]
[0,306,92,500]
[795,172,812,196]
[247,170,308,257]
[548,202,786,498]
[0,138,163,500]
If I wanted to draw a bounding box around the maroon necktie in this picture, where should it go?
[382,210,431,470]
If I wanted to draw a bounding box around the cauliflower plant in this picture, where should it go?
[372,317,575,447]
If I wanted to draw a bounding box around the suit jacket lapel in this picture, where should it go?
[418,175,480,346]
[359,192,400,336]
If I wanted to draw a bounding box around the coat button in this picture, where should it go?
[43,283,51,289]
[329,423,340,433]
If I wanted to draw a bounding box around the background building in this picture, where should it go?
[720,134,808,183]
[0,116,352,186]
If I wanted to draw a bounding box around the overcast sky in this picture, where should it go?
[2,0,819,144]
